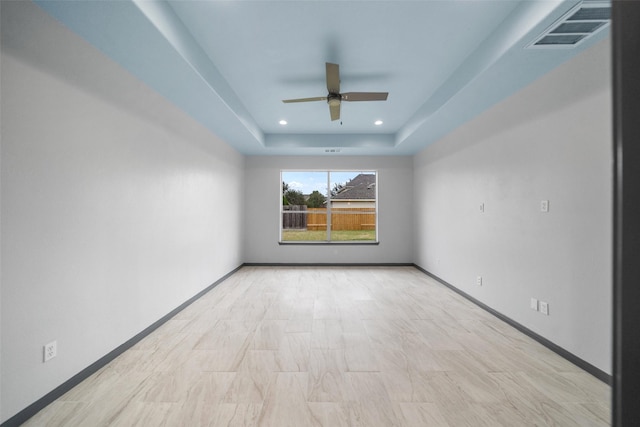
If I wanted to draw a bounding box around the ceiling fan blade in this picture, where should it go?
[326,62,340,94]
[329,102,340,121]
[341,92,389,102]
[282,96,327,103]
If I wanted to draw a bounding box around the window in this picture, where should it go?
[280,170,378,243]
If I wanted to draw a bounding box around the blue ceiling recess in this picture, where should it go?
[34,0,609,156]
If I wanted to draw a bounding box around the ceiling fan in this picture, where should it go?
[282,62,388,121]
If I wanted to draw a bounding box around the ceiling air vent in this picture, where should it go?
[528,2,610,49]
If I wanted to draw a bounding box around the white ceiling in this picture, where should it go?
[34,0,609,156]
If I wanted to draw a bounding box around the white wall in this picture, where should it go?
[0,2,244,422]
[413,39,612,373]
[0,1,613,421]
[244,156,413,264]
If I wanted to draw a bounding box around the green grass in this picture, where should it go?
[282,229,376,242]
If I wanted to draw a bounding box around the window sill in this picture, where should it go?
[279,241,380,246]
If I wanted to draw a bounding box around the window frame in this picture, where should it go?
[279,169,379,245]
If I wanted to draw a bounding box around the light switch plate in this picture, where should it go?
[531,298,539,311]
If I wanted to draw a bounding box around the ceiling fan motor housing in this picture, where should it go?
[328,93,341,106]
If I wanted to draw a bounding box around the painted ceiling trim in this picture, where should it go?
[33,0,263,154]
[32,0,609,156]
[131,0,264,146]
[264,134,395,149]
[394,0,572,148]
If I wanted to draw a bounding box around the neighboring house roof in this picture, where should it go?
[332,174,376,200]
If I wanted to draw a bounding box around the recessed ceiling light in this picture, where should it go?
[374,120,383,126]
[279,120,288,125]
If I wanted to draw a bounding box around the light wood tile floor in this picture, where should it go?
[25,267,610,426]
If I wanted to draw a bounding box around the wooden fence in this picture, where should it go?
[282,205,306,229]
[283,206,376,231]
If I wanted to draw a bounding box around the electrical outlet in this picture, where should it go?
[539,301,549,315]
[44,341,57,362]
[531,298,539,311]
[476,276,483,286]
[541,200,549,213]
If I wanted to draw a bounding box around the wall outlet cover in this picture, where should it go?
[44,341,57,362]
[539,301,549,315]
[541,200,550,212]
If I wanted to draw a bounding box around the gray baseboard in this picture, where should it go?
[1,265,243,427]
[413,264,611,385]
[3,262,610,426]
[243,262,414,267]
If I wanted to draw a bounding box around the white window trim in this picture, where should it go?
[280,169,379,244]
